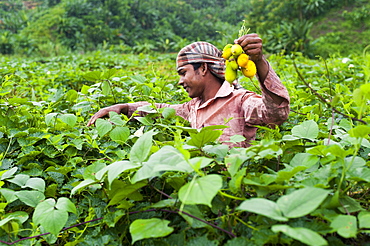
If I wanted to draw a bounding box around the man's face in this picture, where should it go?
[177,64,205,98]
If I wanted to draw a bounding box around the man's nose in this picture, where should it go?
[178,77,184,86]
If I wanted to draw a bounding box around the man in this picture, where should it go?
[87,34,290,148]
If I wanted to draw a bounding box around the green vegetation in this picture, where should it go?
[0,46,369,244]
[1,0,369,57]
[0,0,370,245]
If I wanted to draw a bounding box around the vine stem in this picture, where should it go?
[0,206,236,244]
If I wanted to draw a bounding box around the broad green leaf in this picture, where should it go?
[162,107,176,119]
[0,167,18,180]
[178,174,222,207]
[96,118,113,137]
[129,130,157,163]
[23,177,45,192]
[132,146,186,182]
[187,125,228,148]
[8,174,30,186]
[348,125,370,138]
[275,166,307,183]
[109,112,126,126]
[65,89,78,103]
[71,179,97,196]
[15,190,45,207]
[330,215,357,238]
[83,71,102,81]
[291,120,318,140]
[110,126,130,143]
[290,153,319,168]
[272,224,327,246]
[358,211,370,229]
[237,198,288,221]
[95,161,141,186]
[181,205,209,228]
[44,113,58,126]
[0,188,17,203]
[60,114,77,127]
[102,68,117,79]
[277,187,330,218]
[83,161,106,179]
[56,197,77,214]
[108,181,147,206]
[101,81,112,96]
[130,218,174,244]
[0,211,29,226]
[33,198,68,236]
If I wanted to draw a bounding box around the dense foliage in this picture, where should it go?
[1,0,369,57]
[0,43,369,245]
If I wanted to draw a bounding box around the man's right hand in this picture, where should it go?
[87,104,128,126]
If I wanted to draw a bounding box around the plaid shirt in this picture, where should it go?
[127,65,290,148]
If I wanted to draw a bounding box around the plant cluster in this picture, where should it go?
[1,0,369,58]
[0,49,369,245]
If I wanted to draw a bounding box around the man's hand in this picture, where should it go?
[235,33,263,63]
[87,104,128,126]
[235,33,269,82]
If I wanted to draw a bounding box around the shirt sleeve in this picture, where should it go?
[242,64,290,126]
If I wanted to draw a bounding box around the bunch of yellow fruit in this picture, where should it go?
[222,43,256,85]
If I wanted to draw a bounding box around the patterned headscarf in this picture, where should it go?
[176,42,225,80]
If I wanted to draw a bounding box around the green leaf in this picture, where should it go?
[101,81,112,96]
[277,187,330,218]
[33,198,69,236]
[95,160,141,187]
[96,118,113,137]
[162,107,176,119]
[272,224,327,246]
[109,112,126,126]
[0,188,17,203]
[348,125,370,138]
[110,126,130,143]
[187,125,228,148]
[8,174,30,186]
[71,179,97,196]
[330,215,357,238]
[15,190,45,207]
[56,197,77,214]
[60,114,77,127]
[83,71,102,81]
[291,120,318,140]
[178,174,222,207]
[103,68,117,79]
[275,166,307,183]
[290,153,319,168]
[358,211,370,229]
[23,177,45,192]
[108,181,147,206]
[130,218,174,244]
[237,198,288,221]
[0,211,29,226]
[0,167,18,180]
[129,130,156,163]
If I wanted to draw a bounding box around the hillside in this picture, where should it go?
[0,0,369,58]
[309,2,370,57]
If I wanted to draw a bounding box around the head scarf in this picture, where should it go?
[176,42,225,80]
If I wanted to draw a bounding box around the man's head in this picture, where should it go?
[176,42,225,81]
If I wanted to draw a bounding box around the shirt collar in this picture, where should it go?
[196,81,234,108]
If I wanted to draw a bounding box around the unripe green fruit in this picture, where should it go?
[231,44,243,56]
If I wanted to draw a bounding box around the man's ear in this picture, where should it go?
[200,63,208,76]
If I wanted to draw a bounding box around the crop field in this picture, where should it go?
[0,50,369,245]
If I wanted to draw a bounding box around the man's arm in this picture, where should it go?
[87,104,129,126]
